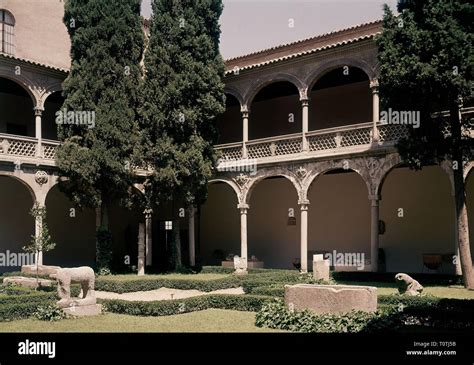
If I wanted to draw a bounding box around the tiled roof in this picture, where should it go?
[0,52,69,73]
[224,19,382,74]
[0,19,382,76]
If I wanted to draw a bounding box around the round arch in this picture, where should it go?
[245,73,305,107]
[247,79,303,140]
[378,164,455,273]
[245,172,300,205]
[208,178,241,204]
[0,172,36,203]
[200,179,241,265]
[305,58,375,91]
[0,174,36,272]
[215,93,243,145]
[223,86,244,110]
[307,166,371,198]
[0,72,37,107]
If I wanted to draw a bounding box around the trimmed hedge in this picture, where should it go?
[101,294,273,317]
[95,276,242,293]
[256,296,474,333]
[0,290,56,321]
[255,300,400,333]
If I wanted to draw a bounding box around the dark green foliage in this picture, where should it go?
[255,300,400,333]
[34,305,67,322]
[100,294,272,317]
[95,275,241,293]
[377,0,473,167]
[139,0,226,270]
[256,296,474,333]
[96,228,113,273]
[57,0,145,270]
[0,290,56,321]
[377,0,474,288]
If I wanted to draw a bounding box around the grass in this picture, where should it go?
[97,273,229,282]
[338,281,474,299]
[0,310,282,333]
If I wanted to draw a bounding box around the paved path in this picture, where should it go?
[95,287,245,301]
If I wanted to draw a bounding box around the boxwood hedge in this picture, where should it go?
[101,294,273,317]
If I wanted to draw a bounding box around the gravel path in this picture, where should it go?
[95,287,245,301]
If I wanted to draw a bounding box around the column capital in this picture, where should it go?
[237,203,249,212]
[298,200,310,208]
[368,194,380,200]
[34,107,44,116]
[300,98,309,107]
[143,208,153,218]
[369,79,379,93]
[241,110,249,119]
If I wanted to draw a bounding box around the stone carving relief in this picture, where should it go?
[35,170,49,186]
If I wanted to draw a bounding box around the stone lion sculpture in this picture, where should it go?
[395,273,423,296]
[51,266,96,308]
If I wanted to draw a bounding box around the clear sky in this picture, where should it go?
[141,0,398,60]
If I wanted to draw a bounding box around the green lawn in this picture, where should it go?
[338,281,474,299]
[0,309,282,333]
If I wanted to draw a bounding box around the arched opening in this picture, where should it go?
[45,185,96,267]
[380,166,456,273]
[0,77,34,136]
[308,169,370,271]
[200,181,239,266]
[248,176,299,269]
[215,93,241,144]
[108,199,145,272]
[309,66,371,130]
[250,81,301,140]
[0,175,35,273]
[43,91,64,140]
[0,9,15,55]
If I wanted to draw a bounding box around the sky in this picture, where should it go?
[141,0,398,60]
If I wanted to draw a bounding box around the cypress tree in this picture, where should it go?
[377,0,473,287]
[140,0,226,270]
[56,0,145,271]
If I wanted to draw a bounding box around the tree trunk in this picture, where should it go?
[100,201,109,231]
[171,218,182,270]
[451,102,474,289]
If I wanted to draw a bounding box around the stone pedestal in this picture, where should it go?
[285,284,377,314]
[63,304,102,317]
[312,255,330,281]
[2,276,53,288]
[21,265,60,276]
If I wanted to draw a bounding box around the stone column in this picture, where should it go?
[370,79,380,143]
[34,107,43,157]
[238,203,249,273]
[34,202,44,266]
[301,98,309,151]
[144,208,153,266]
[137,223,145,276]
[242,110,249,159]
[299,201,309,273]
[188,207,196,266]
[369,195,380,272]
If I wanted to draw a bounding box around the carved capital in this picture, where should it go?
[369,78,379,92]
[34,107,44,117]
